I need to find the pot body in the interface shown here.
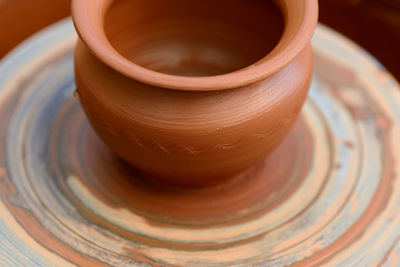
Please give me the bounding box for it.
[74,41,313,185]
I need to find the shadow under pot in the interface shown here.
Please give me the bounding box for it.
[72,0,318,186]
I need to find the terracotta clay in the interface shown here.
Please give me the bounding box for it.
[2,18,400,266]
[73,0,318,185]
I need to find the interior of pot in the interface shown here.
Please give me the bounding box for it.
[104,0,284,77]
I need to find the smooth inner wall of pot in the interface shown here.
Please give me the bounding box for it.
[104,0,285,77]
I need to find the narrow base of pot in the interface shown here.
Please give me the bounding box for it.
[66,119,310,225]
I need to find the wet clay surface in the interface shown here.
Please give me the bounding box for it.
[73,0,317,185]
[75,42,312,185]
[1,0,400,266]
[1,20,400,265]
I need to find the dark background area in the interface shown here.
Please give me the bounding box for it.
[0,0,399,80]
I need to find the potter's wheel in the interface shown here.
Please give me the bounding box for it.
[1,19,400,266]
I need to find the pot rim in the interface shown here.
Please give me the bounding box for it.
[72,0,318,91]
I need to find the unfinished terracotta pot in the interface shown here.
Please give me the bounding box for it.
[72,0,318,185]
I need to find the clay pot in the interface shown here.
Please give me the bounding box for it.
[72,0,318,186]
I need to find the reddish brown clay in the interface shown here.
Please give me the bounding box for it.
[73,0,318,185]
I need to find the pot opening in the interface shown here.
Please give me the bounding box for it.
[104,0,284,77]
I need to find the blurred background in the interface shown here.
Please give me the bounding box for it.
[1,0,399,79]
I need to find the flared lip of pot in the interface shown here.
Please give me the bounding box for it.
[72,0,318,91]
